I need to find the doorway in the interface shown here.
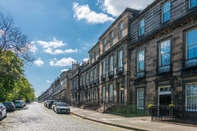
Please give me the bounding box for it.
[158,86,171,116]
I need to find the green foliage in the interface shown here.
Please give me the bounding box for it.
[169,104,175,107]
[0,51,35,101]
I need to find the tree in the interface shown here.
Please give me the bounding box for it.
[0,12,35,101]
[0,51,25,101]
[0,12,34,67]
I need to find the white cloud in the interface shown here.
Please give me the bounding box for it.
[83,58,89,62]
[29,44,38,53]
[50,57,76,66]
[46,80,51,83]
[61,69,68,72]
[44,48,53,54]
[37,37,66,49]
[64,49,79,53]
[98,0,154,17]
[53,49,64,54]
[73,2,115,24]
[34,58,44,66]
[44,48,79,54]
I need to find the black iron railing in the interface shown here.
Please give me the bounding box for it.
[134,71,145,79]
[116,67,124,75]
[108,71,114,79]
[183,57,197,68]
[101,74,106,81]
[157,64,171,74]
[150,105,197,125]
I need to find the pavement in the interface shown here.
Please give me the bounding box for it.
[70,106,197,131]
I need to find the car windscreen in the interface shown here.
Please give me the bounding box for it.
[57,103,67,106]
[3,102,12,105]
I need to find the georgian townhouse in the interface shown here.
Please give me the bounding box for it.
[98,8,140,109]
[59,70,72,103]
[79,61,89,104]
[129,0,197,113]
[87,42,100,104]
[70,62,80,106]
[77,42,100,108]
[51,77,61,100]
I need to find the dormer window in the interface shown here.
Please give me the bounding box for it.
[110,31,114,45]
[103,38,106,51]
[162,2,170,23]
[119,22,123,38]
[139,19,145,36]
[189,0,197,8]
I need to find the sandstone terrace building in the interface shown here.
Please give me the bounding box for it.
[39,0,197,116]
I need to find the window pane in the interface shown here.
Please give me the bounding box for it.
[162,2,170,22]
[138,51,144,72]
[139,61,144,71]
[110,56,113,71]
[187,29,197,46]
[187,29,197,59]
[118,51,123,67]
[137,88,144,109]
[161,53,170,65]
[103,87,106,101]
[188,44,197,58]
[163,2,170,12]
[160,40,170,65]
[140,28,144,35]
[190,0,197,8]
[163,11,170,22]
[186,83,197,111]
[109,84,113,101]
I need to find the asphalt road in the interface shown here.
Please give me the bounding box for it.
[0,102,130,131]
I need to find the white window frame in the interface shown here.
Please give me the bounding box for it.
[137,88,144,110]
[109,56,114,72]
[185,82,197,112]
[139,19,145,36]
[109,84,113,102]
[94,68,97,80]
[159,39,171,66]
[119,22,123,38]
[110,31,114,45]
[86,73,89,84]
[102,86,106,102]
[186,28,197,59]
[137,50,145,72]
[103,38,106,51]
[102,61,106,75]
[162,2,171,23]
[118,50,123,68]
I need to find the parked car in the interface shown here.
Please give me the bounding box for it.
[0,103,7,121]
[44,100,50,107]
[51,102,57,111]
[3,102,16,111]
[54,102,70,114]
[46,100,56,109]
[15,100,26,108]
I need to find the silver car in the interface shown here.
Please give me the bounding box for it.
[54,102,70,114]
[0,103,7,121]
[15,100,26,108]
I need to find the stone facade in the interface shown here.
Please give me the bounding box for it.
[128,0,197,113]
[39,0,197,114]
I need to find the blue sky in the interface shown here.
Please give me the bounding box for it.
[0,0,154,97]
